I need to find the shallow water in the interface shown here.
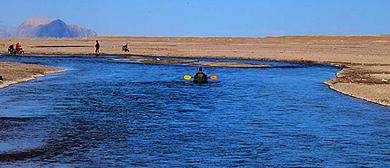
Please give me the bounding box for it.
[0,56,390,167]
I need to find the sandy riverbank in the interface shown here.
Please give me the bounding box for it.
[1,36,389,106]
[0,62,66,89]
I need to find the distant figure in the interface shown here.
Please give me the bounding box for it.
[122,43,130,52]
[8,44,14,54]
[95,40,100,53]
[193,67,208,83]
[15,42,20,53]
[9,43,23,55]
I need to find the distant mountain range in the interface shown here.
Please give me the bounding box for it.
[0,16,97,38]
[0,25,16,38]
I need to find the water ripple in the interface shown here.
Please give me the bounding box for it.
[0,56,389,167]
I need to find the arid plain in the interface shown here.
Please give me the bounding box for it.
[1,35,390,106]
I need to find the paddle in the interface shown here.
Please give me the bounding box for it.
[183,75,217,80]
[184,75,192,80]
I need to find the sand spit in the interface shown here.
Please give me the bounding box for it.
[0,62,66,89]
[112,56,270,67]
[1,36,390,106]
[325,82,390,106]
[112,56,199,64]
[324,65,390,106]
[192,61,270,68]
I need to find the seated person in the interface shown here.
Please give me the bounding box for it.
[8,44,14,54]
[16,44,21,53]
[122,44,129,52]
[193,67,208,83]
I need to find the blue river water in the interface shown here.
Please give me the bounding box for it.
[0,55,390,167]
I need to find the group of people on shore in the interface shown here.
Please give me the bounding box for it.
[5,40,128,55]
[8,42,24,55]
[5,40,209,83]
[94,40,130,53]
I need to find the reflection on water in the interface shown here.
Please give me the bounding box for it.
[0,56,390,167]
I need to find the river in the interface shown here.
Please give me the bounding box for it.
[0,55,390,167]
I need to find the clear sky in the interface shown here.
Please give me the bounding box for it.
[0,0,389,37]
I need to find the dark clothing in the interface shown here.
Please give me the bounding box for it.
[95,42,100,53]
[193,71,208,83]
[122,45,129,52]
[8,45,14,54]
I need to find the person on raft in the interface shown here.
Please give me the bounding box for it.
[193,67,208,83]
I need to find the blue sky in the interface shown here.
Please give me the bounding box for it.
[0,0,389,37]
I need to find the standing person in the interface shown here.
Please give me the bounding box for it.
[95,40,100,53]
